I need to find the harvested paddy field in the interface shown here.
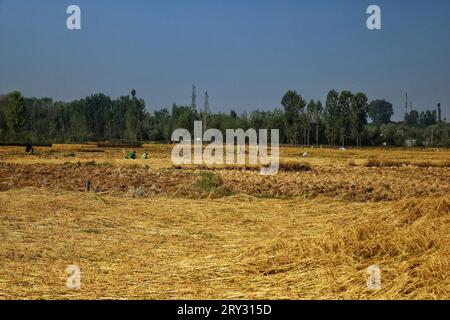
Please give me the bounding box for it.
[0,145,449,299]
[0,162,448,201]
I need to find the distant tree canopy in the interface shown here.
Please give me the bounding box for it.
[0,89,448,147]
[405,110,420,126]
[4,91,26,141]
[281,90,305,145]
[368,99,394,124]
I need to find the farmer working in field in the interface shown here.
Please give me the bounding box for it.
[25,144,34,154]
[141,150,149,160]
[125,150,136,159]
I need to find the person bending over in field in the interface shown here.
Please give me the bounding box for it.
[141,150,149,160]
[25,144,34,154]
[125,150,137,159]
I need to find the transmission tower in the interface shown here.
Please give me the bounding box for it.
[191,84,197,111]
[437,103,442,122]
[203,91,209,132]
[404,92,409,115]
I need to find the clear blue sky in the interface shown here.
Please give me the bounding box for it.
[1,0,449,121]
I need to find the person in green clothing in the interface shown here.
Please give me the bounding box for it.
[125,150,136,159]
[141,150,149,160]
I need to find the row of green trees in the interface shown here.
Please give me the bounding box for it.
[0,89,448,147]
[0,91,148,144]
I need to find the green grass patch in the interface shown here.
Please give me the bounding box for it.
[194,171,232,197]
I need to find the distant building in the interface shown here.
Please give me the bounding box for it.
[405,139,416,147]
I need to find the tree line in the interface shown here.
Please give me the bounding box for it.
[0,89,448,147]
